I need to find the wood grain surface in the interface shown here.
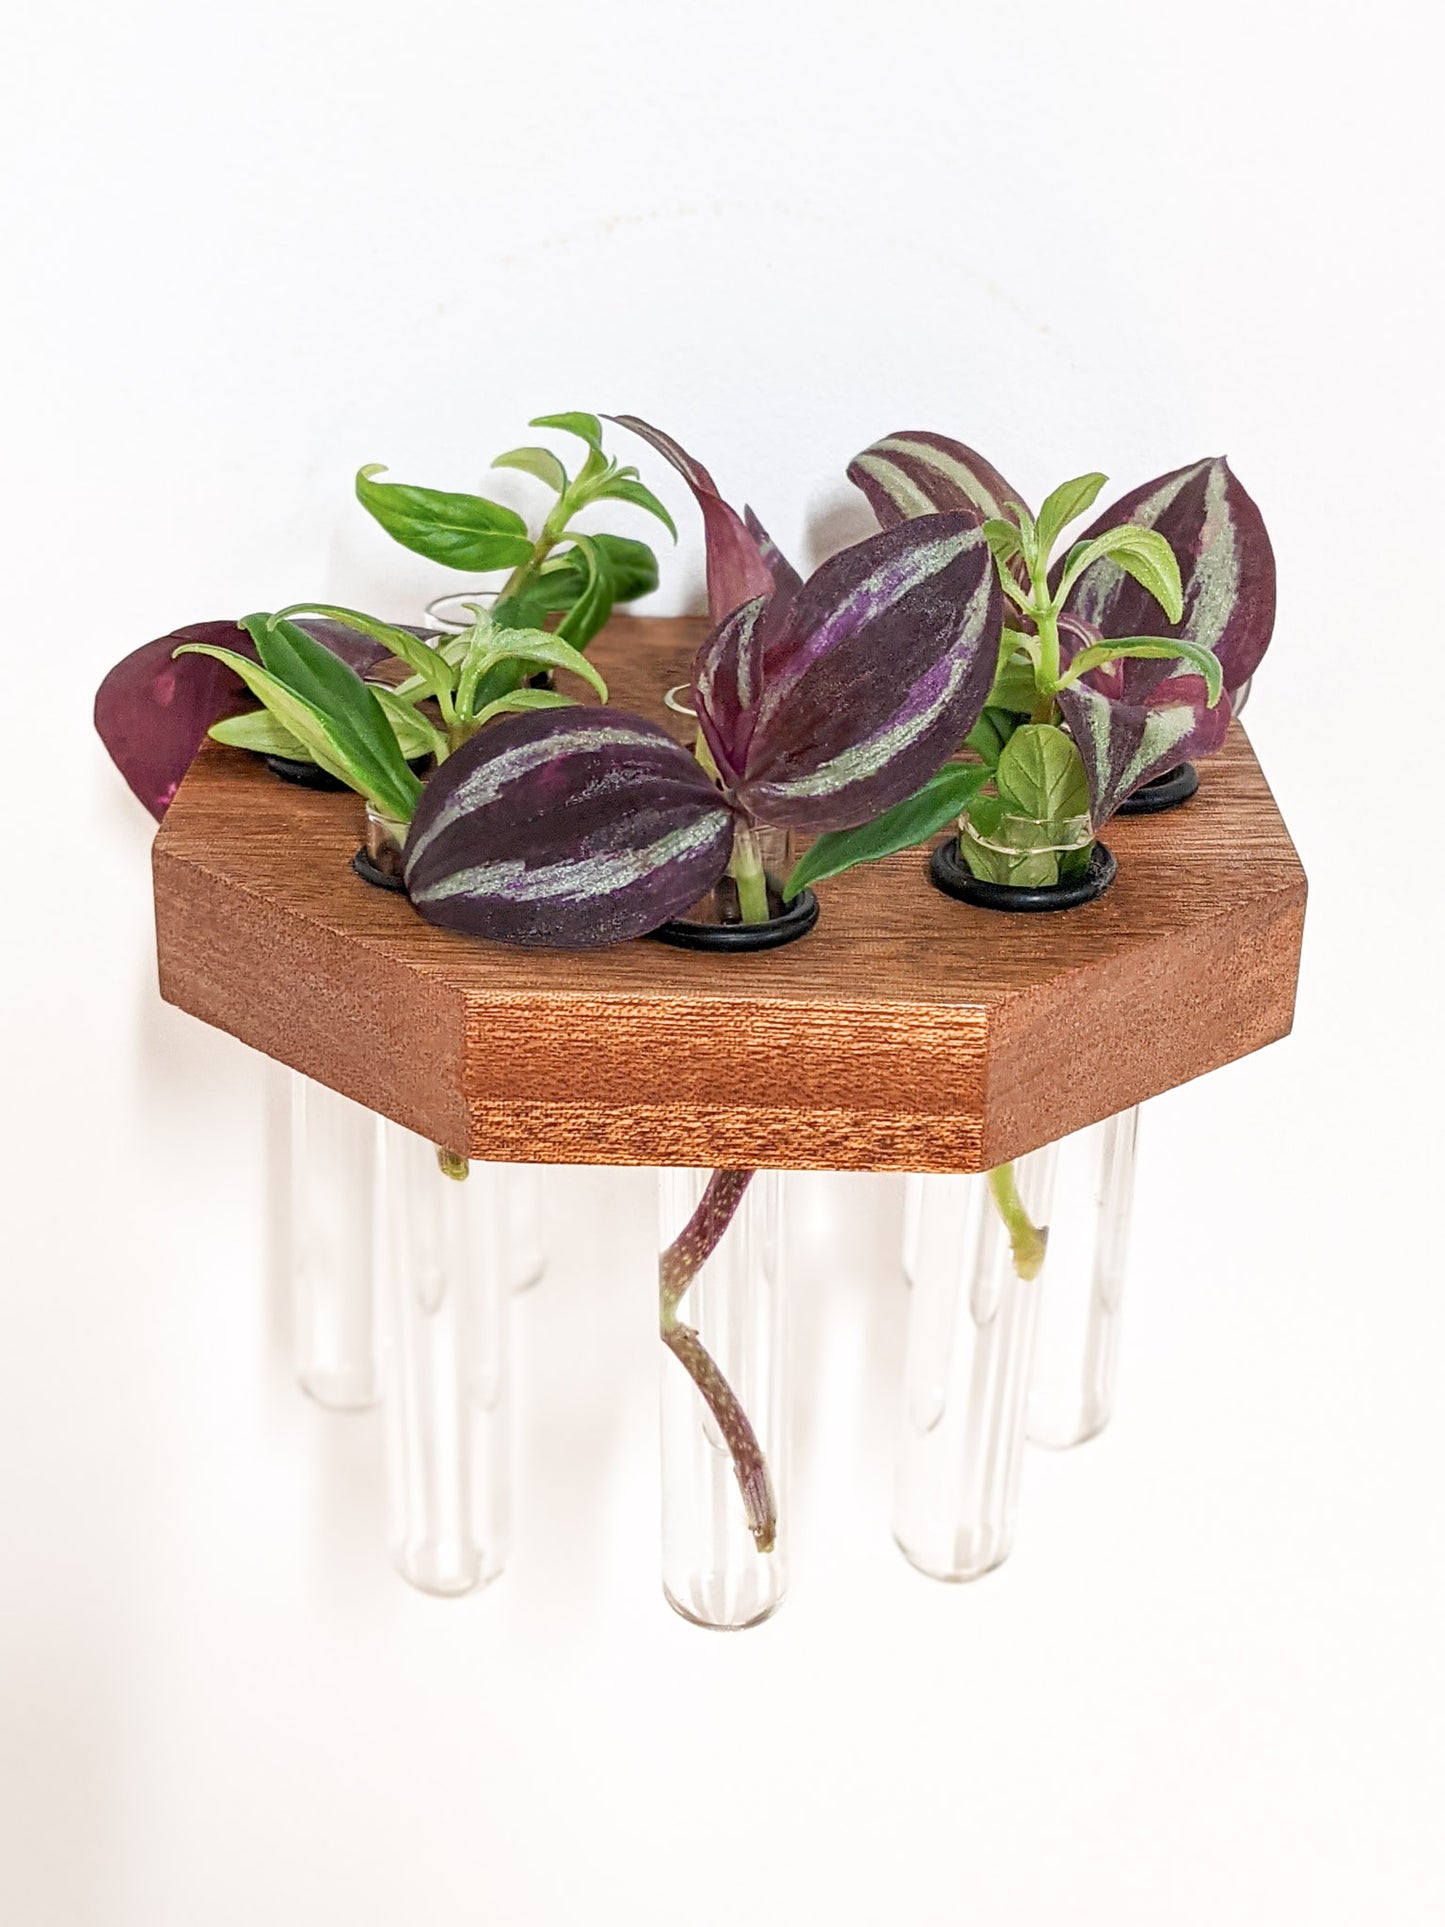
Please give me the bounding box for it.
[152,616,1308,1172]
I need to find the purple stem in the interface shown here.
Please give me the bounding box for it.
[658,1168,777,1552]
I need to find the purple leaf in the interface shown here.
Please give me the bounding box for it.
[1060,457,1275,700]
[691,594,769,791]
[847,431,1031,531]
[403,709,736,948]
[695,515,1003,832]
[742,506,803,603]
[608,416,777,623]
[1057,671,1234,825]
[95,617,418,821]
[94,622,257,821]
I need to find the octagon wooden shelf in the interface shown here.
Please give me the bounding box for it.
[152,616,1307,1173]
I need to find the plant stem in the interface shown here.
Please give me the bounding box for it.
[659,1169,776,1552]
[987,1162,1048,1279]
[728,822,771,925]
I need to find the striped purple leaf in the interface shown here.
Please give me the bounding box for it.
[94,617,397,821]
[693,513,1003,832]
[847,431,1030,531]
[608,416,780,623]
[1058,671,1234,824]
[1059,457,1275,700]
[403,709,736,948]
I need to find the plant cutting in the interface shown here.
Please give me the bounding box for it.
[790,432,1276,898]
[399,474,1004,946]
[173,606,607,884]
[356,410,668,666]
[93,412,659,819]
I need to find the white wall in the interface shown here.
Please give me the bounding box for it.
[3,4,1443,1923]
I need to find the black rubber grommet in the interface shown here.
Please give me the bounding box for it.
[1116,761,1199,815]
[928,838,1117,913]
[351,849,408,893]
[266,753,432,790]
[266,754,348,791]
[649,887,820,952]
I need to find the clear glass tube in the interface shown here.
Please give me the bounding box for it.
[658,1168,788,1629]
[501,1163,547,1293]
[901,1172,924,1287]
[893,1144,1059,1582]
[1027,1107,1140,1450]
[287,1072,381,1412]
[379,1121,511,1597]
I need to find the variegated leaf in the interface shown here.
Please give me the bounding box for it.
[607,416,776,622]
[1060,457,1275,700]
[1058,672,1233,825]
[403,709,735,948]
[697,514,1002,832]
[847,431,1031,532]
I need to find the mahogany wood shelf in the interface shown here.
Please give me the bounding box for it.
[152,616,1307,1173]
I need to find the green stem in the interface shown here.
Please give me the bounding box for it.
[987,1162,1048,1280]
[728,822,771,925]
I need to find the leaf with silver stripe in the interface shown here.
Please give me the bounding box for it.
[403,709,735,948]
[1058,672,1233,825]
[1057,457,1275,701]
[847,431,1030,532]
[707,514,1003,832]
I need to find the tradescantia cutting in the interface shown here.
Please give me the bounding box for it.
[786,432,1276,897]
[400,420,1005,948]
[93,412,659,818]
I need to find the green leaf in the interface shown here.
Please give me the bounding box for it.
[455,617,607,722]
[988,648,1040,716]
[1063,634,1224,706]
[242,614,422,820]
[176,643,366,793]
[208,708,309,757]
[272,602,454,703]
[994,724,1090,822]
[553,533,614,650]
[966,705,1020,769]
[528,411,604,452]
[591,475,678,540]
[782,762,989,900]
[982,517,1024,570]
[1058,524,1184,624]
[355,465,533,573]
[492,445,568,493]
[369,684,447,762]
[470,687,578,730]
[1033,472,1108,563]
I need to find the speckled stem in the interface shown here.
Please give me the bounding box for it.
[658,1168,776,1551]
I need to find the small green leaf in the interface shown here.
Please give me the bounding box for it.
[1062,635,1224,706]
[994,724,1090,822]
[470,687,578,730]
[782,762,989,900]
[982,517,1024,568]
[988,649,1040,716]
[273,602,454,704]
[355,465,533,574]
[529,411,604,452]
[208,708,309,757]
[1058,524,1184,624]
[553,533,614,651]
[1033,472,1108,563]
[176,643,364,793]
[966,706,1020,769]
[369,684,447,762]
[242,615,422,820]
[591,475,678,540]
[492,445,568,493]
